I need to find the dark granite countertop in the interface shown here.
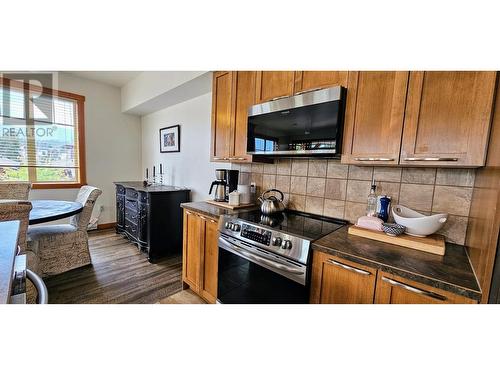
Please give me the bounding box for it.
[114,181,190,193]
[0,221,19,304]
[180,201,258,220]
[312,226,481,301]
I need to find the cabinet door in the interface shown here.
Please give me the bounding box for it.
[294,71,348,93]
[182,210,202,292]
[231,71,257,162]
[400,71,497,167]
[310,252,377,304]
[210,71,234,162]
[200,217,219,303]
[374,271,477,304]
[342,71,409,165]
[255,71,296,103]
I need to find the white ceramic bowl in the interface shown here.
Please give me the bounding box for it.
[392,205,448,237]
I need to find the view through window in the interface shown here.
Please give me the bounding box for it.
[0,77,85,187]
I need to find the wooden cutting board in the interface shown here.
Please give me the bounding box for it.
[205,200,257,210]
[347,225,446,256]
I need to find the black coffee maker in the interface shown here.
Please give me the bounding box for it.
[226,170,239,200]
[209,169,239,202]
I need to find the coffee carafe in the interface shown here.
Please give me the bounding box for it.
[209,180,226,202]
[210,169,227,202]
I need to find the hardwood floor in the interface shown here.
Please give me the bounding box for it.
[44,229,183,304]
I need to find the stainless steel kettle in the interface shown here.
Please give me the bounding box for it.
[258,189,286,215]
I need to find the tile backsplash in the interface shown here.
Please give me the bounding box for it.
[232,159,475,245]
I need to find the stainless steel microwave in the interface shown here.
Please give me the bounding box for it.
[246,86,346,157]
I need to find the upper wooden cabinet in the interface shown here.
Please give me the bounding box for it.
[231,71,257,162]
[374,271,476,304]
[343,71,497,167]
[210,71,234,161]
[310,252,377,304]
[400,71,497,167]
[342,71,409,165]
[294,71,348,93]
[255,71,296,103]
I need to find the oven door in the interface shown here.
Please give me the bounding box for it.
[217,234,309,304]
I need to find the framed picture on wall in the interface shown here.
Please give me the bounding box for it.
[159,125,180,153]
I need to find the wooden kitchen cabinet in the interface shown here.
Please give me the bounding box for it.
[374,271,477,304]
[294,71,348,93]
[182,209,219,303]
[182,210,202,291]
[231,71,257,162]
[210,71,234,162]
[310,252,378,304]
[255,71,296,103]
[199,216,219,303]
[341,71,409,165]
[400,71,497,167]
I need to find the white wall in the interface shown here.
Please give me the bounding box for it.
[30,72,142,224]
[141,92,226,202]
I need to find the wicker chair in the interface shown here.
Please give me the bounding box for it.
[0,200,41,303]
[0,182,32,200]
[27,185,102,277]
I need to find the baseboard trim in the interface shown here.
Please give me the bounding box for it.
[97,222,116,230]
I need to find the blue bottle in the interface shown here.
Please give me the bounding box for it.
[378,196,391,222]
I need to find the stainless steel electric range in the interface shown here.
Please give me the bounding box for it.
[217,210,347,304]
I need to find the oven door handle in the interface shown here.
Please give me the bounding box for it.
[219,237,305,275]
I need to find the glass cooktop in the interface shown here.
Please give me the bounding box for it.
[235,210,347,241]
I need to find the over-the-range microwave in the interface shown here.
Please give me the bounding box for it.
[246,86,346,157]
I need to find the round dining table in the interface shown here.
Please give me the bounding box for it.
[29,200,83,225]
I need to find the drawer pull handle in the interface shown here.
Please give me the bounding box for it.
[354,157,395,162]
[403,157,458,162]
[327,259,371,275]
[381,276,447,301]
[213,157,230,161]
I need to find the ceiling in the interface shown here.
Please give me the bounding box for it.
[67,71,141,88]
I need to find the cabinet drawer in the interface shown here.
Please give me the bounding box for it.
[125,219,138,238]
[139,192,148,204]
[126,188,139,200]
[125,209,139,223]
[125,199,138,212]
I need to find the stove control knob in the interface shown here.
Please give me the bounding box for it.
[272,237,282,246]
[281,240,292,250]
[225,222,232,229]
[232,224,241,232]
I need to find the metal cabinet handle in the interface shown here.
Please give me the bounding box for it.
[213,157,230,161]
[354,157,395,162]
[294,87,322,96]
[270,94,289,101]
[228,157,246,161]
[381,276,447,301]
[403,157,458,162]
[26,269,48,304]
[327,259,371,275]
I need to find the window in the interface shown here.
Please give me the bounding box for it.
[0,78,86,188]
[254,136,277,152]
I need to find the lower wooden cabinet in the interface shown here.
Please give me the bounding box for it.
[374,271,477,304]
[310,252,377,304]
[182,209,219,303]
[310,251,478,304]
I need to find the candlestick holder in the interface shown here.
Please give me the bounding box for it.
[152,175,157,185]
[159,173,164,185]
